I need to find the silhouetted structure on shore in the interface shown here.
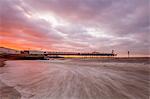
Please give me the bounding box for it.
[0,47,117,59]
[46,52,116,56]
[21,50,117,58]
[128,51,130,58]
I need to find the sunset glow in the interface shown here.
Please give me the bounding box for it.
[0,0,149,56]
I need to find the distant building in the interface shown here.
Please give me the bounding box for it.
[20,50,30,54]
[0,47,20,54]
[21,50,48,54]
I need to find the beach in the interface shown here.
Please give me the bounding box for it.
[0,58,149,99]
[0,59,21,99]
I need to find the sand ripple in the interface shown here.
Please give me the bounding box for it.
[0,60,149,99]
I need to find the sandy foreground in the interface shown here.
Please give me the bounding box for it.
[0,59,21,99]
[0,59,149,99]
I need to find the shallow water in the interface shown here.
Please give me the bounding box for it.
[0,59,149,99]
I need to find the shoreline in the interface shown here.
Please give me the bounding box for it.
[0,59,6,67]
[0,59,21,99]
[0,57,149,99]
[1,60,149,99]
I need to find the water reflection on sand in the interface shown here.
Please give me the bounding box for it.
[0,59,149,99]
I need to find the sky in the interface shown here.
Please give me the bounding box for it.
[0,0,149,56]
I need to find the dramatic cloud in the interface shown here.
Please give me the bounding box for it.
[0,0,149,56]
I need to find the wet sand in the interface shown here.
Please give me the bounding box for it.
[0,58,149,99]
[0,59,21,99]
[0,59,6,67]
[0,81,21,99]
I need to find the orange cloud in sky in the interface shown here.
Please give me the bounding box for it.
[1,40,27,50]
[0,39,52,51]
